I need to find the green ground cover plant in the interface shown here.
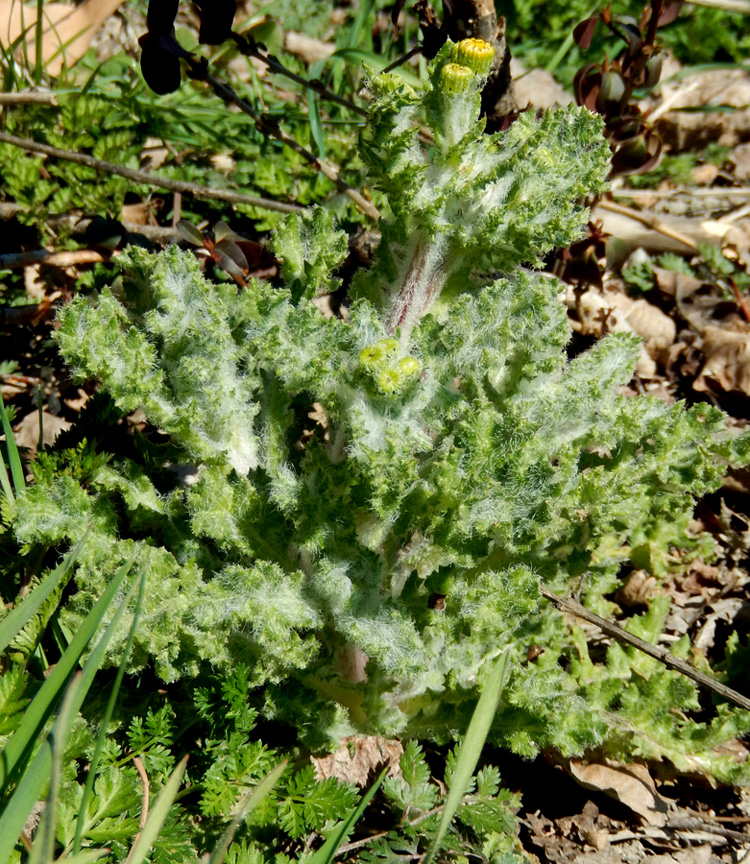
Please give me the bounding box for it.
[3,14,750,862]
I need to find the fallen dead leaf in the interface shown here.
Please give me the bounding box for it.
[568,761,670,827]
[647,846,714,864]
[692,163,721,186]
[652,266,704,299]
[120,201,159,227]
[285,31,336,64]
[311,736,403,787]
[13,410,71,456]
[622,297,676,358]
[656,68,750,150]
[694,325,750,396]
[731,143,750,182]
[0,0,127,76]
[615,570,658,608]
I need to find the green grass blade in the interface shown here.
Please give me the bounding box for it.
[207,760,288,864]
[28,673,84,864]
[0,440,13,503]
[423,649,511,864]
[0,394,25,495]
[544,2,600,75]
[0,554,135,793]
[33,0,44,84]
[307,768,387,864]
[0,563,140,861]
[0,532,87,653]
[36,386,44,453]
[125,755,189,864]
[72,569,146,854]
[63,851,111,864]
[307,89,326,158]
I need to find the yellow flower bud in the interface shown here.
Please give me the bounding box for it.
[397,357,421,379]
[439,63,475,95]
[359,338,400,369]
[376,368,402,394]
[455,38,495,76]
[372,73,400,93]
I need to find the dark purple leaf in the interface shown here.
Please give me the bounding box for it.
[235,239,263,267]
[215,238,249,272]
[573,16,600,50]
[641,53,663,88]
[176,220,206,247]
[214,246,247,281]
[657,0,685,27]
[596,70,627,114]
[573,64,602,113]
[147,0,179,36]
[611,131,662,176]
[391,0,408,26]
[195,0,236,44]
[139,35,183,94]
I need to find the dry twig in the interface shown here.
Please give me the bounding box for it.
[540,587,750,713]
[0,131,301,214]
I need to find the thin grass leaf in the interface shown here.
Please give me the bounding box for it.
[307,89,326,158]
[125,755,189,864]
[0,445,14,504]
[207,760,288,864]
[307,768,387,864]
[0,393,25,495]
[36,386,44,453]
[72,570,146,854]
[0,563,141,862]
[423,649,511,864]
[27,673,84,864]
[33,0,44,84]
[0,532,87,653]
[0,554,136,793]
[63,851,111,864]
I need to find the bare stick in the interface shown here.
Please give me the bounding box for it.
[0,131,301,214]
[0,248,106,269]
[597,199,697,251]
[0,92,58,105]
[540,586,750,713]
[124,755,150,864]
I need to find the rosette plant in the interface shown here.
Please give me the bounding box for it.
[8,38,750,774]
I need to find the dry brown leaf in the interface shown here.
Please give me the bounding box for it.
[647,847,713,864]
[731,143,750,181]
[284,31,335,64]
[692,163,720,186]
[120,201,158,227]
[622,298,676,357]
[694,325,750,395]
[571,851,631,864]
[311,736,403,787]
[570,288,670,375]
[13,410,71,456]
[656,68,750,150]
[616,570,658,607]
[0,0,126,76]
[652,266,703,299]
[568,761,670,826]
[24,264,47,301]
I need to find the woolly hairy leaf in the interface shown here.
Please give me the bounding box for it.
[12,38,748,778]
